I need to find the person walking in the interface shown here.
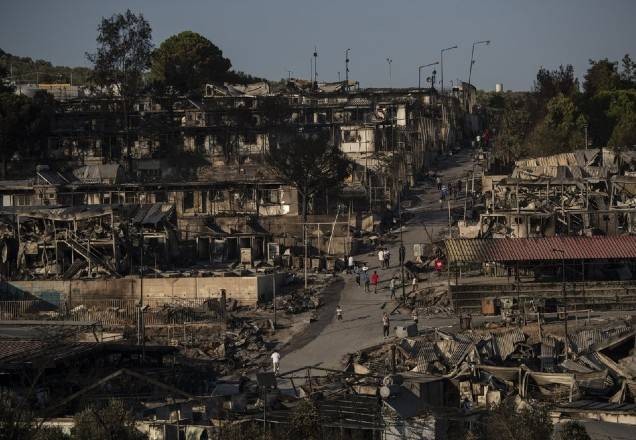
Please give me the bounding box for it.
[347,255,354,273]
[382,313,390,338]
[399,244,406,266]
[436,176,441,191]
[412,276,418,293]
[389,276,396,299]
[355,270,361,286]
[336,305,343,321]
[271,350,281,375]
[384,249,391,268]
[371,270,380,294]
[362,267,370,292]
[378,248,385,269]
[412,309,419,327]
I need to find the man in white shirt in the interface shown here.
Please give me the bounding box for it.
[378,249,385,268]
[347,255,354,273]
[271,351,281,375]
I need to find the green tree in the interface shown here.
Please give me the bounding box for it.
[71,400,145,440]
[526,94,587,156]
[534,64,579,104]
[583,58,620,97]
[555,421,591,440]
[483,400,553,440]
[620,54,636,86]
[86,10,152,97]
[492,93,536,162]
[151,31,231,95]
[285,399,321,440]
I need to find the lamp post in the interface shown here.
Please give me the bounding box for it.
[398,180,406,300]
[386,58,393,83]
[584,124,589,150]
[468,40,490,88]
[418,62,439,90]
[553,248,568,360]
[345,48,351,88]
[440,45,458,93]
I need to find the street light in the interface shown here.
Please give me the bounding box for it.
[418,62,439,90]
[386,58,393,83]
[468,40,490,88]
[552,248,568,360]
[440,45,458,93]
[345,48,351,87]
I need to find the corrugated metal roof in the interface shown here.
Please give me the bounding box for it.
[445,236,636,263]
[492,327,526,360]
[570,324,632,354]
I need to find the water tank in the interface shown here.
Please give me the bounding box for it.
[495,83,504,93]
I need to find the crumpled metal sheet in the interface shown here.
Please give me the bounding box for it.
[569,324,631,354]
[492,327,526,361]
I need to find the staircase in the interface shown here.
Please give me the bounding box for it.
[62,231,120,278]
[451,280,636,314]
[62,260,87,280]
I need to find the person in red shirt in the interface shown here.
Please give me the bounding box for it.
[371,271,380,294]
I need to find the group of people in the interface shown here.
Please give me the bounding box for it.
[436,176,465,209]
[377,248,391,268]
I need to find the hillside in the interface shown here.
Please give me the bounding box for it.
[0,48,92,85]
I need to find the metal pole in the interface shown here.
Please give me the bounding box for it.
[468,43,476,86]
[272,267,277,330]
[562,254,567,360]
[440,46,458,94]
[399,185,406,300]
[345,48,350,88]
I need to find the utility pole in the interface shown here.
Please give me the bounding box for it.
[272,266,277,331]
[313,46,319,87]
[345,48,351,91]
[418,62,439,90]
[553,248,568,360]
[584,124,589,150]
[287,70,292,81]
[468,40,490,88]
[386,58,392,83]
[398,181,406,300]
[440,45,458,93]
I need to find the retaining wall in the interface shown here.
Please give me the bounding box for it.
[1,273,284,307]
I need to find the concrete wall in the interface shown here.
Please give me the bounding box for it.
[2,273,283,307]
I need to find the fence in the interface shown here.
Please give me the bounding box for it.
[0,297,223,327]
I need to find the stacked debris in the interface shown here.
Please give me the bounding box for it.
[353,318,636,409]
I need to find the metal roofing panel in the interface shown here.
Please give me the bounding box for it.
[446,236,636,263]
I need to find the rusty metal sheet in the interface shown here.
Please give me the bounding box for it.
[446,236,636,263]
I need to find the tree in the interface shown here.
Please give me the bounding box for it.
[266,130,350,288]
[534,64,579,104]
[285,399,321,440]
[71,400,145,440]
[555,421,591,440]
[526,94,587,156]
[151,31,231,95]
[583,58,620,97]
[483,399,553,440]
[86,10,152,97]
[0,91,55,178]
[266,130,350,222]
[620,54,636,86]
[491,92,536,162]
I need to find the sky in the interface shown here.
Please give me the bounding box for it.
[1,0,635,91]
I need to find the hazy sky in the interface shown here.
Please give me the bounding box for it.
[1,0,635,91]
